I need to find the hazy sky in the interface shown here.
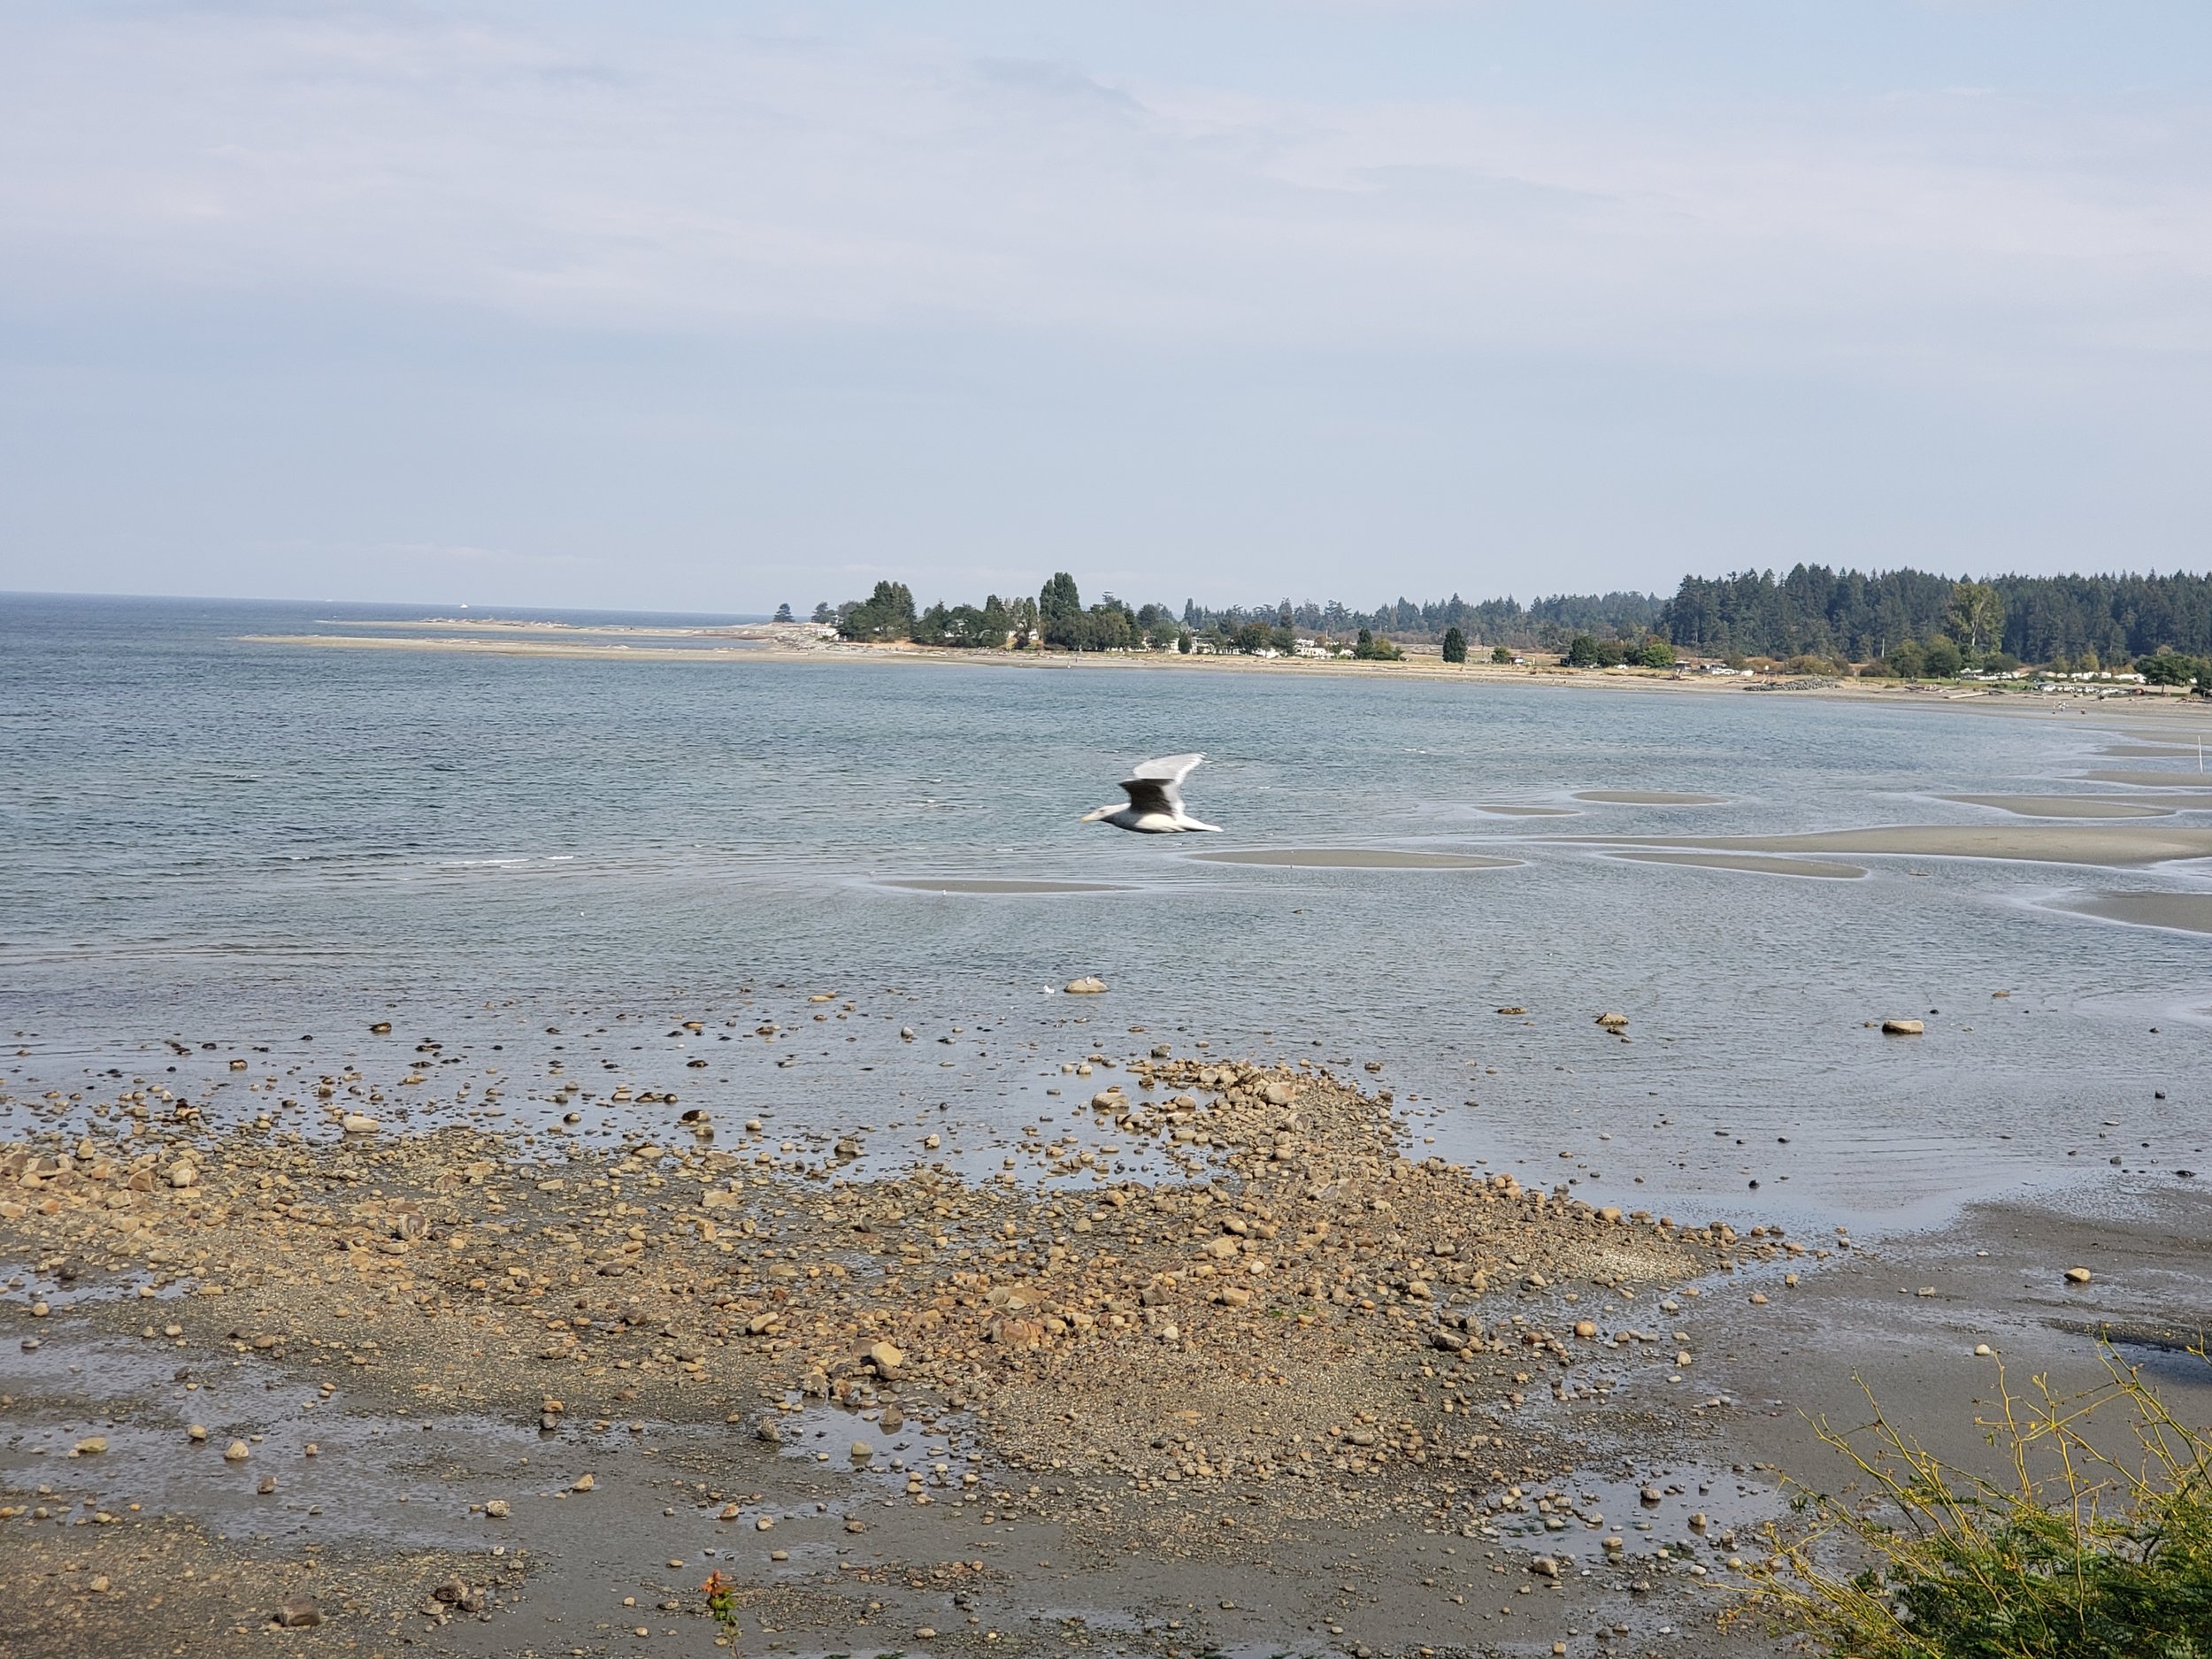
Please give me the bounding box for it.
[3,3,2208,614]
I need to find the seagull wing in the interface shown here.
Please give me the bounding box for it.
[1130,753,1205,785]
[1120,753,1203,817]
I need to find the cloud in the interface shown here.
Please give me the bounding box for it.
[1,0,2203,393]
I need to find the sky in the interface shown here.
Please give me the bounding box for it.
[1,2,2208,615]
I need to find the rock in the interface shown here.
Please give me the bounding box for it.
[844,1517,867,1533]
[1640,1486,1662,1505]
[273,1597,322,1629]
[1572,1320,1597,1340]
[1973,1344,1994,1357]
[483,1499,511,1517]
[1064,977,1108,995]
[1531,1556,1560,1578]
[341,1114,380,1134]
[73,1436,107,1455]
[849,1440,874,1462]
[166,1163,199,1190]
[1881,1018,1924,1036]
[864,1340,903,1379]
[257,1475,277,1494]
[369,1021,392,1034]
[755,1417,783,1445]
[571,1472,595,1492]
[2064,1266,2092,1286]
[224,1440,251,1462]
[188,1424,208,1442]
[1594,1012,1628,1029]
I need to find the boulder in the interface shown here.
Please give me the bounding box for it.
[1064,977,1108,995]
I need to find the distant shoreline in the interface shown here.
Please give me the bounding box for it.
[242,627,2212,719]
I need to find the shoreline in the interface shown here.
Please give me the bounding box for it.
[6,1025,2205,1658]
[239,630,2212,719]
[7,961,2211,1648]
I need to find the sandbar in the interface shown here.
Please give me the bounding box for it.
[1608,849,1867,879]
[2078,770,2212,789]
[1572,790,1727,805]
[246,633,772,664]
[1191,848,1519,870]
[1943,795,2174,820]
[874,877,1129,895]
[2096,744,2208,759]
[2055,892,2212,935]
[1563,825,2212,868]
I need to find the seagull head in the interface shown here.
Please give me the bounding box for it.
[1079,804,1118,824]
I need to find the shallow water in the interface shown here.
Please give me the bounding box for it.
[5,593,2211,1230]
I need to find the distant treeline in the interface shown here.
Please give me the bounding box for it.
[824,578,1662,652]
[1179,591,1663,648]
[818,565,2212,672]
[1659,567,2212,665]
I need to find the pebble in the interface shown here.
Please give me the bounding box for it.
[73,1436,107,1455]
[483,1499,510,1518]
[341,1114,380,1135]
[2064,1266,2093,1286]
[1064,977,1109,995]
[571,1473,595,1492]
[224,1440,250,1462]
[1880,1018,1924,1036]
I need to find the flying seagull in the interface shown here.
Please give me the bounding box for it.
[1081,753,1222,834]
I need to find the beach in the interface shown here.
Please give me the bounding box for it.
[5,1008,2206,1659]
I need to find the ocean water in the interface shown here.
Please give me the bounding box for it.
[4,592,2208,1229]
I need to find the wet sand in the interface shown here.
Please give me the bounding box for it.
[7,992,2209,1659]
[4,1052,1751,1657]
[1573,792,1728,806]
[2055,892,2212,935]
[1565,824,2212,868]
[1606,851,1867,879]
[1943,794,2176,819]
[1191,849,1520,870]
[1473,804,1580,818]
[876,878,1131,895]
[2079,770,2212,789]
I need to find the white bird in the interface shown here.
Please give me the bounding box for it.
[1080,753,1222,833]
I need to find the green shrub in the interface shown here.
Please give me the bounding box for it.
[1728,1349,2212,1658]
